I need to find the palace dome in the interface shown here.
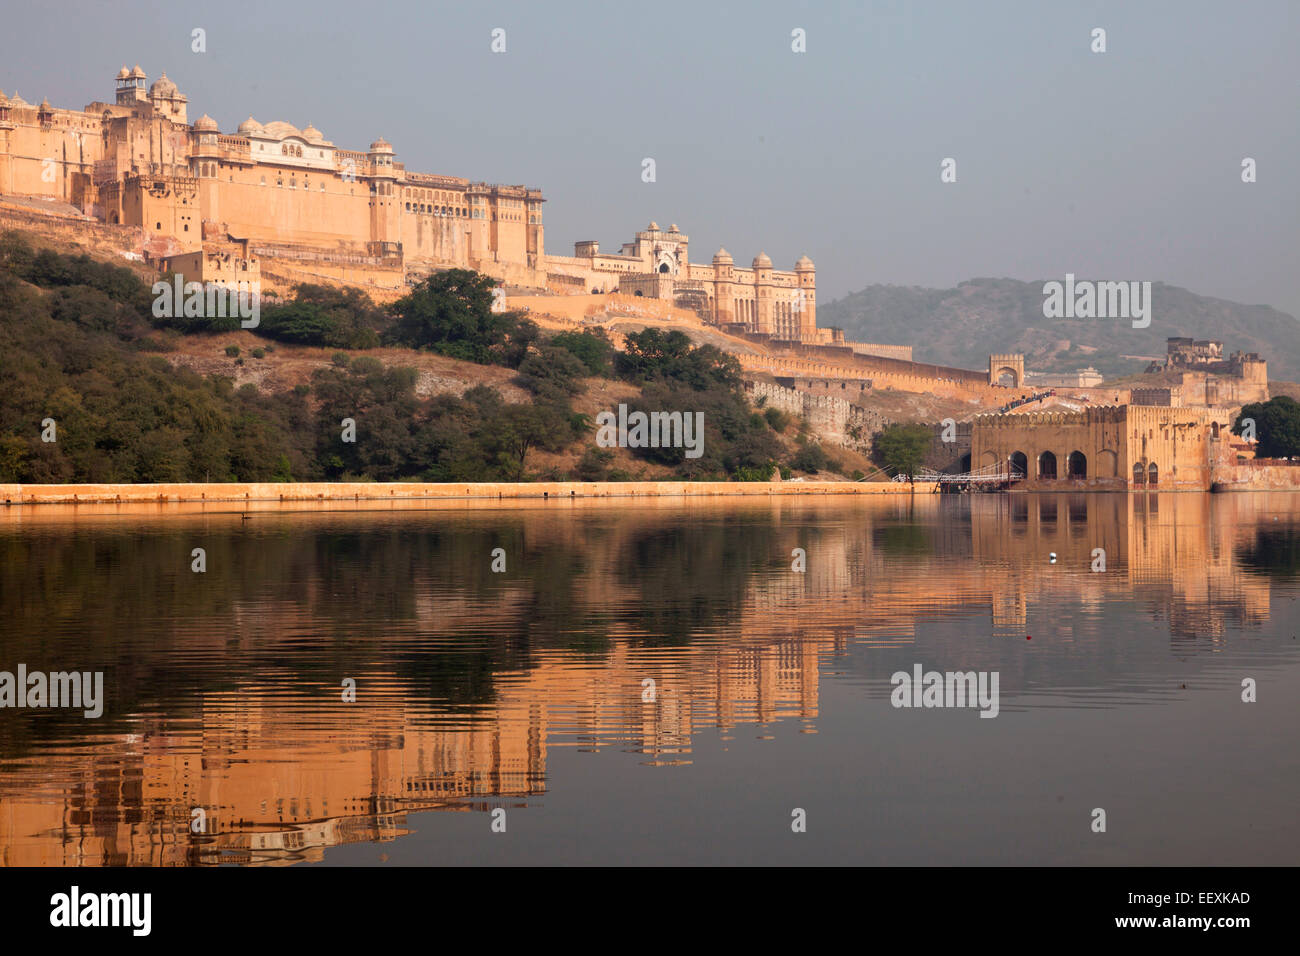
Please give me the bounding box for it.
[193,114,218,132]
[647,221,659,231]
[38,98,52,111]
[237,116,263,134]
[301,123,324,142]
[669,223,679,232]
[752,252,772,269]
[369,137,392,151]
[117,66,129,80]
[261,120,303,140]
[794,255,815,270]
[129,65,146,79]
[712,247,733,262]
[149,73,178,98]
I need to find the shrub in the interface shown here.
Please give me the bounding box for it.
[791,442,829,473]
[764,406,791,431]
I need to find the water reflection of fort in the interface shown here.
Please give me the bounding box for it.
[0,493,1285,865]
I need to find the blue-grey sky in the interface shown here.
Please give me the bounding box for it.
[4,0,1297,315]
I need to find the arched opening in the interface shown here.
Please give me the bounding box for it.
[658,262,670,274]
[634,290,643,297]
[1096,449,1118,477]
[996,368,1018,387]
[1010,451,1028,477]
[1038,451,1057,480]
[1067,451,1087,479]
[1133,462,1146,486]
[1211,422,1221,438]
[1148,462,1158,486]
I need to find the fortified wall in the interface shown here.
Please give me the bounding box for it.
[738,347,1037,405]
[745,380,889,453]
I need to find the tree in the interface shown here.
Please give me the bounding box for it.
[616,328,741,390]
[874,423,932,480]
[518,346,588,401]
[550,329,614,377]
[484,403,571,480]
[258,283,384,348]
[1235,396,1300,459]
[385,269,535,366]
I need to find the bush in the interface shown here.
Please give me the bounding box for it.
[251,347,266,359]
[764,406,791,432]
[791,442,829,473]
[225,345,240,357]
[576,447,615,481]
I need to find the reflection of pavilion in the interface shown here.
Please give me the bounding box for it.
[0,494,1281,866]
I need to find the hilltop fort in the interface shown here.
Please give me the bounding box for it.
[0,66,1278,491]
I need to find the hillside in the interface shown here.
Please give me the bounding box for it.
[0,229,873,485]
[818,278,1300,381]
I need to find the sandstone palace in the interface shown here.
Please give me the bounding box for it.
[1,66,1279,494]
[0,67,825,342]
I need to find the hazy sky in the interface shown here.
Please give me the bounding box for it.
[4,1,1297,315]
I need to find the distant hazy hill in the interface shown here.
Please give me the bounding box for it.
[817,279,1300,381]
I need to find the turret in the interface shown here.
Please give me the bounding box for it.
[795,254,816,340]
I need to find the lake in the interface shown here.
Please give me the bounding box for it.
[1,491,1298,865]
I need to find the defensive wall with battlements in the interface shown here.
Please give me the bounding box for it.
[745,380,889,453]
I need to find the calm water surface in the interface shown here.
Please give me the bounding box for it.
[1,492,1298,865]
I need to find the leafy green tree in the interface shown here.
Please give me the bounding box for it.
[550,329,615,377]
[1235,396,1300,459]
[385,269,537,366]
[874,423,932,480]
[258,283,383,349]
[518,346,588,401]
[616,328,742,391]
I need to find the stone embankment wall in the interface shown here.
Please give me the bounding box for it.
[0,480,935,507]
[745,381,889,452]
[1210,460,1300,491]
